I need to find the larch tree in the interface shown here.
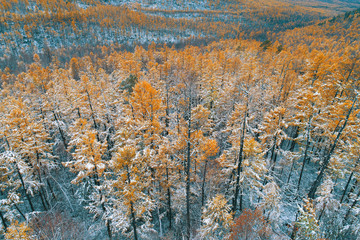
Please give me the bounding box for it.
[5,220,34,240]
[107,142,154,239]
[62,118,111,239]
[198,194,233,240]
[129,80,165,235]
[315,176,339,227]
[260,106,288,175]
[0,97,55,212]
[0,151,28,227]
[259,181,281,227]
[293,198,322,240]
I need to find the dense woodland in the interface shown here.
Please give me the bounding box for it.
[3,0,359,73]
[1,0,360,240]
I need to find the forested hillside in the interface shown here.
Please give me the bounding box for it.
[2,0,359,73]
[0,1,360,240]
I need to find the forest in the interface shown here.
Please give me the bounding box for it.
[0,0,360,240]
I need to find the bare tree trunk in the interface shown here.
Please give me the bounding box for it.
[186,91,192,240]
[340,171,355,204]
[239,188,243,212]
[288,126,299,152]
[270,145,278,173]
[35,151,49,210]
[340,159,359,203]
[344,188,360,221]
[298,116,312,191]
[130,201,138,240]
[94,169,112,240]
[16,164,35,212]
[165,83,173,231]
[11,200,26,220]
[166,164,172,230]
[287,157,296,184]
[201,159,208,208]
[232,107,247,215]
[53,111,67,149]
[86,89,100,136]
[46,178,57,201]
[0,211,7,231]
